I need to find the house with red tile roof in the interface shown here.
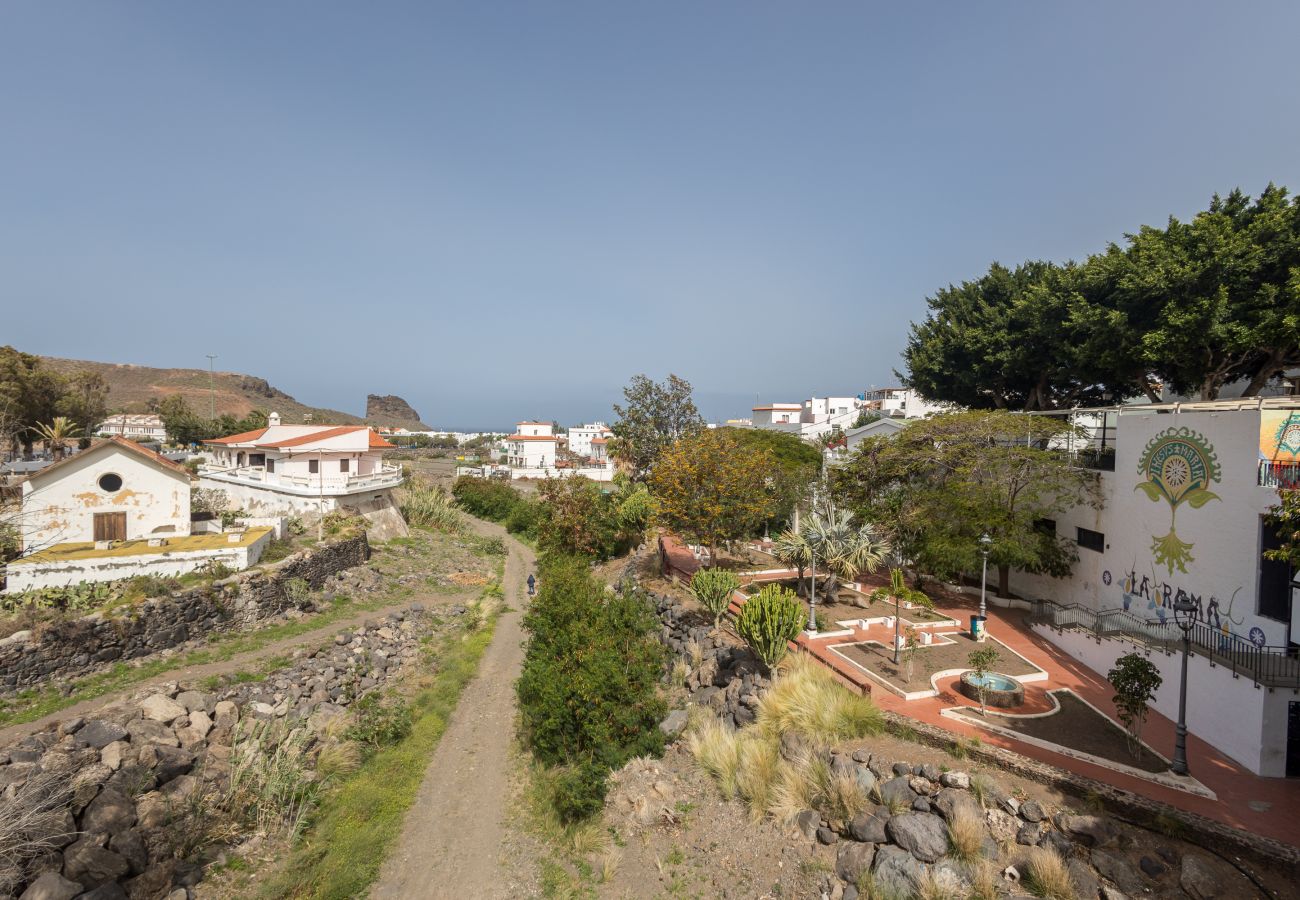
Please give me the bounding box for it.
[198,413,406,534]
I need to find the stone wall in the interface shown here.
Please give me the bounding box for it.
[0,601,452,899]
[0,534,370,693]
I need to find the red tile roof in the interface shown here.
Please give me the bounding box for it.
[27,436,191,483]
[205,428,269,445]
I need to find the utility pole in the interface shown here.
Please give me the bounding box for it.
[206,354,218,420]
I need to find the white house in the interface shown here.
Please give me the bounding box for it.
[591,435,611,465]
[997,398,1300,777]
[751,404,804,428]
[97,414,168,443]
[567,422,612,459]
[198,413,406,537]
[4,437,276,592]
[505,422,559,469]
[751,397,866,440]
[826,416,906,463]
[862,387,944,419]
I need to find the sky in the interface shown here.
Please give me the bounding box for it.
[4,3,1300,431]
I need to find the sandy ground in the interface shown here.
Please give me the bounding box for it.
[370,518,539,899]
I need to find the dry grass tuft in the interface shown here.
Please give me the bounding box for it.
[915,867,961,900]
[1024,845,1077,900]
[757,655,882,747]
[316,741,363,780]
[965,859,1000,900]
[735,735,782,818]
[946,808,985,864]
[686,717,742,798]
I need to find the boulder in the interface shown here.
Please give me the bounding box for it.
[658,710,688,738]
[124,861,176,900]
[109,828,148,875]
[139,695,186,724]
[871,845,925,894]
[63,837,130,888]
[174,691,214,713]
[886,813,949,863]
[100,742,130,772]
[175,712,212,749]
[985,808,1019,843]
[139,745,195,785]
[81,788,136,834]
[1091,849,1145,895]
[76,721,128,750]
[1016,822,1047,846]
[932,787,982,822]
[125,719,179,748]
[1018,799,1045,822]
[853,766,877,795]
[78,882,128,899]
[1060,813,1119,848]
[816,826,838,845]
[793,809,820,841]
[1139,855,1167,879]
[1179,855,1222,900]
[834,841,876,883]
[877,776,915,809]
[18,872,83,900]
[1068,859,1100,899]
[939,771,970,789]
[848,808,890,843]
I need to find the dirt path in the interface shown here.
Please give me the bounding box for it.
[0,589,477,748]
[371,518,535,900]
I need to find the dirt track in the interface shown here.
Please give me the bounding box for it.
[370,518,536,899]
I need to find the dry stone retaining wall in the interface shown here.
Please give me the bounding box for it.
[0,534,370,693]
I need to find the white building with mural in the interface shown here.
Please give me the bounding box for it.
[1006,399,1300,776]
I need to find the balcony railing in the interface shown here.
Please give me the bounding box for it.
[1259,460,1300,489]
[1029,598,1300,688]
[200,463,404,493]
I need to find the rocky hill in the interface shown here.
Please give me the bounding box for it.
[365,393,429,430]
[40,356,366,425]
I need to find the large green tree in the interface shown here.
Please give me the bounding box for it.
[610,374,704,479]
[649,427,774,560]
[718,426,821,531]
[831,410,1101,596]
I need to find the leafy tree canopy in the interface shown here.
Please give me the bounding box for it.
[830,409,1100,596]
[610,373,704,479]
[718,426,821,529]
[902,186,1300,407]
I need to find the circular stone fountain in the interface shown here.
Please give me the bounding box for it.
[958,671,1025,709]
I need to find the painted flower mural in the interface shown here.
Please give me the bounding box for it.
[1135,427,1221,574]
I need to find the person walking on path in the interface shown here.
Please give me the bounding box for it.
[527,573,536,596]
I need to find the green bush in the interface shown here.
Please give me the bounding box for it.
[452,477,524,522]
[551,761,609,824]
[503,498,545,540]
[517,553,666,819]
[735,584,805,673]
[346,693,413,751]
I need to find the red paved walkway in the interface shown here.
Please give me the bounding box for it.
[773,578,1300,849]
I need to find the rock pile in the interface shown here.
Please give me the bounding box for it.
[0,604,439,899]
[795,748,1245,900]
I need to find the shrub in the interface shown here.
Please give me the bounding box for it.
[967,646,1001,715]
[517,553,666,820]
[452,477,523,521]
[346,694,413,751]
[504,498,545,540]
[398,479,466,533]
[551,762,609,824]
[1108,653,1162,758]
[690,568,740,627]
[734,584,805,673]
[756,654,882,746]
[282,576,311,605]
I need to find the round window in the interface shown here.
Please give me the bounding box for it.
[98,473,123,493]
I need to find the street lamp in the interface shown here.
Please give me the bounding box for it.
[978,533,992,617]
[1171,594,1198,776]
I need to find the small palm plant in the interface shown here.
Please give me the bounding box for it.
[691,568,741,628]
[770,527,812,596]
[801,509,890,596]
[33,417,82,461]
[870,567,933,664]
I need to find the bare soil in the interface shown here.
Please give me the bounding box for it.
[953,690,1170,774]
[833,632,1041,691]
[370,519,540,899]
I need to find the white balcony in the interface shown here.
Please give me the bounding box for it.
[198,463,404,497]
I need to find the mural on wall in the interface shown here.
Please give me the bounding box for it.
[1135,427,1221,574]
[1116,566,1258,647]
[1259,410,1300,488]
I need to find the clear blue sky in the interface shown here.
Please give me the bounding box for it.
[4,2,1299,430]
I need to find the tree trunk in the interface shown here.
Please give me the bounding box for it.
[997,564,1010,598]
[1240,351,1286,397]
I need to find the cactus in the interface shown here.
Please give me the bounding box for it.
[690,568,741,627]
[735,584,804,673]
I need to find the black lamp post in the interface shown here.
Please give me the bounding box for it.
[1171,594,1198,776]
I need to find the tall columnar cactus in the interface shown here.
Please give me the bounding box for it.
[735,584,804,673]
[690,568,741,627]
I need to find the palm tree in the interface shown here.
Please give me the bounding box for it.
[801,509,890,597]
[33,417,82,461]
[771,528,813,596]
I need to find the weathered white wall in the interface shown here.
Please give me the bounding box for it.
[1009,407,1287,647]
[6,530,270,592]
[1028,622,1292,776]
[197,479,407,540]
[508,465,614,482]
[21,449,191,550]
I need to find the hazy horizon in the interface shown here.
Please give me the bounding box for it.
[5,2,1300,427]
